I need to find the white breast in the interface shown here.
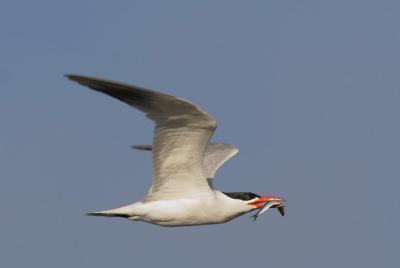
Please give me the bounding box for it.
[131,192,252,226]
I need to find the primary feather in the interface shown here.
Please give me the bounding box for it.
[66,75,216,201]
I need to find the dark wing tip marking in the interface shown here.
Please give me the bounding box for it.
[65,74,158,112]
[65,74,217,130]
[131,145,153,151]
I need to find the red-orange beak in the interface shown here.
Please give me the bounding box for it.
[247,196,286,209]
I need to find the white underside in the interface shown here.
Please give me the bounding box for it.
[93,191,256,227]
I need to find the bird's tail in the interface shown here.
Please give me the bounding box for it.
[86,205,136,218]
[86,211,129,218]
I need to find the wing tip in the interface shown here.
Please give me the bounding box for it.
[64,74,77,80]
[65,74,88,85]
[131,145,153,151]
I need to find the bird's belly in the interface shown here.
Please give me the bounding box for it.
[136,198,228,227]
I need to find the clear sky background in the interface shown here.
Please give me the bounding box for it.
[1,0,399,267]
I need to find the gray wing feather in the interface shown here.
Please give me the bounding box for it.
[202,143,239,178]
[132,142,239,178]
[66,74,217,200]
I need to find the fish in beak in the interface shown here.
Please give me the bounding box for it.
[272,204,285,216]
[248,196,286,221]
[248,196,286,208]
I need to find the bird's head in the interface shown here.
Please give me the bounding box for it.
[223,192,286,216]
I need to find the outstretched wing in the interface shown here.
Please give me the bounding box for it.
[132,143,239,178]
[202,143,239,178]
[66,75,217,200]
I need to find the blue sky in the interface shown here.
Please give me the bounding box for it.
[1,0,399,267]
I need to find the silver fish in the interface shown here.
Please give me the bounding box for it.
[250,201,284,221]
[276,205,285,216]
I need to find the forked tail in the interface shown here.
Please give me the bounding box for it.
[86,211,130,218]
[86,204,137,218]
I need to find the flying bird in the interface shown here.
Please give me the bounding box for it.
[66,74,286,227]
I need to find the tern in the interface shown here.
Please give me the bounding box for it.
[66,74,286,227]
